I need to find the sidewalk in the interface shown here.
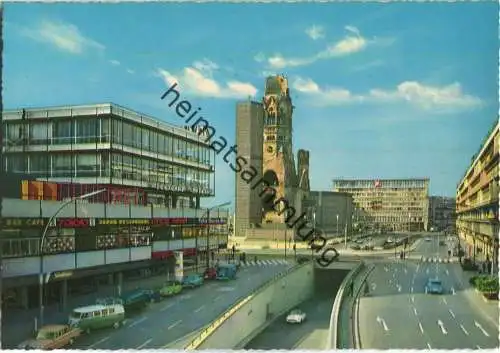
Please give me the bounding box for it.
[337,266,371,349]
[2,266,204,348]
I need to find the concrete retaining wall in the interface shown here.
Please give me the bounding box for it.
[193,262,315,349]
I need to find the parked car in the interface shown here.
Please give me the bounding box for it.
[182,274,204,288]
[203,267,218,280]
[286,309,307,324]
[425,278,444,294]
[216,264,237,280]
[17,325,82,350]
[119,289,151,312]
[159,281,183,297]
[144,288,162,303]
[68,302,125,333]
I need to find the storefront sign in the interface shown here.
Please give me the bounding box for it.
[151,218,188,226]
[2,218,46,227]
[97,219,150,226]
[52,271,73,280]
[57,218,89,228]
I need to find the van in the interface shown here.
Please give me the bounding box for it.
[68,302,125,333]
[17,324,81,350]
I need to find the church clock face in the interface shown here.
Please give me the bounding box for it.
[267,145,274,153]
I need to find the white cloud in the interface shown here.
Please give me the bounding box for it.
[254,52,266,63]
[126,69,135,74]
[21,20,105,54]
[193,58,219,73]
[258,26,368,69]
[292,77,483,111]
[157,62,258,99]
[305,25,325,40]
[109,59,120,66]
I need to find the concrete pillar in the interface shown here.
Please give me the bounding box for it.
[116,272,123,297]
[60,280,68,311]
[107,273,114,286]
[196,196,200,209]
[20,286,29,309]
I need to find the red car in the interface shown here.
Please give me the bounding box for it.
[204,267,217,280]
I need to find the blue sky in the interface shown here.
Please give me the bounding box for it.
[4,2,498,208]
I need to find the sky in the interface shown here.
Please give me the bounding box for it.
[4,2,499,209]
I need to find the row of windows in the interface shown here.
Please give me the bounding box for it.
[3,117,213,166]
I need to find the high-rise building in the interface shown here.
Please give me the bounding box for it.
[428,196,456,232]
[234,101,264,236]
[332,178,430,232]
[456,121,499,267]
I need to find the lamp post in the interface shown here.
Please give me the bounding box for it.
[336,214,339,239]
[38,189,106,329]
[204,201,231,269]
[312,209,316,261]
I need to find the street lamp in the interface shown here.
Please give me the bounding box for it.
[203,201,231,269]
[312,209,316,261]
[336,214,339,239]
[38,189,106,329]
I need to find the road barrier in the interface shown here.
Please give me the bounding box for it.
[327,260,365,349]
[184,260,313,350]
[353,264,375,349]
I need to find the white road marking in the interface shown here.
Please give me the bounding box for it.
[384,266,388,272]
[128,316,148,328]
[160,303,174,312]
[397,285,402,292]
[88,336,110,349]
[214,295,222,301]
[445,269,449,275]
[376,316,389,331]
[136,338,152,349]
[474,321,490,337]
[451,287,455,295]
[460,324,469,336]
[448,309,455,318]
[371,283,377,291]
[437,319,448,335]
[426,268,429,274]
[168,319,182,330]
[476,345,481,349]
[413,307,418,316]
[404,268,407,274]
[194,305,205,313]
[411,286,414,293]
[418,322,424,334]
[427,342,432,349]
[411,296,415,303]
[442,298,447,305]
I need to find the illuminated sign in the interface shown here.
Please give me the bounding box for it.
[57,218,89,228]
[3,218,46,227]
[97,219,150,226]
[151,218,188,226]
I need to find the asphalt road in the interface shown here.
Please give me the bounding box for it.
[70,262,292,349]
[244,297,333,349]
[358,235,499,349]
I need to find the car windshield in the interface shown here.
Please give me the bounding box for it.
[430,280,442,286]
[290,310,301,315]
[36,330,53,340]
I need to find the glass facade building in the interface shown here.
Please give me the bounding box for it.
[2,103,215,207]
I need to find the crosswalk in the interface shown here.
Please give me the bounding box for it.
[420,256,456,263]
[240,259,291,267]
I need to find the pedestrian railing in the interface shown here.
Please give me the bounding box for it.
[184,260,311,350]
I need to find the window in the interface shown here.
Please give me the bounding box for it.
[142,128,150,151]
[29,123,49,145]
[77,154,98,177]
[6,155,26,174]
[53,154,73,177]
[133,125,141,149]
[53,120,73,144]
[30,154,49,175]
[141,158,150,182]
[150,131,157,152]
[112,153,122,178]
[112,119,122,144]
[101,118,110,142]
[101,152,110,177]
[123,122,133,147]
[76,119,98,144]
[158,134,166,155]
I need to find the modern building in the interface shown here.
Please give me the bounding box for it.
[234,101,264,236]
[303,191,353,237]
[428,196,456,232]
[456,121,499,267]
[332,178,430,232]
[1,103,229,310]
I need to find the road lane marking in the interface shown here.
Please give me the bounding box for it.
[418,322,424,334]
[437,320,448,335]
[426,268,429,274]
[476,345,481,349]
[168,319,182,330]
[397,285,402,292]
[474,321,490,337]
[413,307,418,316]
[88,336,110,349]
[404,268,407,274]
[128,316,148,328]
[460,324,469,336]
[411,296,415,303]
[371,283,377,291]
[136,338,152,349]
[451,287,455,295]
[194,305,205,313]
[376,316,389,331]
[160,303,175,312]
[442,298,447,305]
[445,269,449,275]
[448,309,455,318]
[214,295,222,301]
[411,286,414,293]
[427,342,432,349]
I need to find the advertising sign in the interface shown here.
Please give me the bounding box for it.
[174,251,184,282]
[2,218,47,227]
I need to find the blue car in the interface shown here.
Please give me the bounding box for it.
[182,274,204,288]
[425,278,444,294]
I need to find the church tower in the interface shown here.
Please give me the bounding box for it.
[261,75,297,224]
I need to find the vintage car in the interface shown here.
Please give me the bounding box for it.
[425,278,444,295]
[182,274,204,288]
[69,302,125,333]
[203,267,218,280]
[17,324,82,350]
[286,309,307,324]
[159,281,183,297]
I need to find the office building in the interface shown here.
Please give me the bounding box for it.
[428,196,456,232]
[303,191,353,236]
[456,121,499,266]
[332,178,430,232]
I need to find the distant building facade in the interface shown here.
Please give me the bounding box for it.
[303,191,353,236]
[428,196,456,232]
[332,178,430,232]
[456,121,499,266]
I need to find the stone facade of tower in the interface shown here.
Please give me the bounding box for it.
[261,75,298,224]
[297,149,310,191]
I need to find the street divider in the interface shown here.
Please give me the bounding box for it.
[184,261,314,349]
[327,260,365,349]
[353,264,375,349]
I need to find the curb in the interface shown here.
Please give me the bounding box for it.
[474,288,499,303]
[353,265,375,349]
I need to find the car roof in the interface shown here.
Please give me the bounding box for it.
[73,304,119,312]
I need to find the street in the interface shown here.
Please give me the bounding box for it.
[358,235,499,349]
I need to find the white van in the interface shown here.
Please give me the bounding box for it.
[68,302,125,333]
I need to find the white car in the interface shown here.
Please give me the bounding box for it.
[286,309,306,324]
